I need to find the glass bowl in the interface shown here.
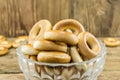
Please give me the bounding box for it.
[16,40,106,80]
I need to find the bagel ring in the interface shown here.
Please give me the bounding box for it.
[53,19,85,35]
[103,37,120,47]
[21,44,39,55]
[28,20,52,44]
[0,35,6,42]
[44,30,78,45]
[12,36,28,48]
[78,32,101,59]
[33,40,67,52]
[0,40,12,48]
[0,47,8,56]
[37,51,71,63]
[70,46,87,70]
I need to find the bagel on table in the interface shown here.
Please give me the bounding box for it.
[0,46,8,56]
[37,51,71,63]
[28,20,52,44]
[44,30,78,45]
[103,37,120,47]
[12,36,28,48]
[33,40,67,52]
[53,19,85,35]
[78,32,101,59]
[0,40,12,48]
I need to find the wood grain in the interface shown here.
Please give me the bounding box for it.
[0,74,24,80]
[0,0,120,37]
[0,38,120,80]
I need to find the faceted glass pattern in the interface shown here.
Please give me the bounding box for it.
[16,40,106,80]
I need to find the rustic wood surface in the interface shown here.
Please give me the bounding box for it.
[0,0,120,37]
[0,38,120,80]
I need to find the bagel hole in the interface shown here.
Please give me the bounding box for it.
[36,28,41,36]
[70,29,75,33]
[87,42,92,50]
[86,36,100,52]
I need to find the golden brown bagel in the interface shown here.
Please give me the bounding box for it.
[103,37,120,47]
[13,36,28,48]
[33,40,67,52]
[53,19,85,35]
[28,20,52,44]
[30,55,37,61]
[44,30,78,45]
[0,35,6,42]
[21,44,39,55]
[78,32,101,59]
[0,47,8,56]
[70,46,87,70]
[24,55,37,61]
[0,40,12,48]
[37,51,71,63]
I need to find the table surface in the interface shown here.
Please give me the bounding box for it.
[0,38,120,80]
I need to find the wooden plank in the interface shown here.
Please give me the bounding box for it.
[0,71,120,80]
[70,0,114,37]
[0,0,120,37]
[98,71,120,80]
[110,0,120,37]
[35,0,69,25]
[0,74,24,80]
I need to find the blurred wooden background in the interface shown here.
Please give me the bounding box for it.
[0,0,120,37]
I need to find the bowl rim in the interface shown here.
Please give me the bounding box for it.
[16,40,107,67]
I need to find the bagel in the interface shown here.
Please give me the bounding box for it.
[33,40,67,52]
[0,47,8,56]
[13,36,28,48]
[0,35,6,42]
[30,55,37,61]
[0,40,12,48]
[28,20,52,44]
[21,44,39,55]
[53,19,85,35]
[37,51,71,63]
[70,46,87,70]
[24,55,37,61]
[103,37,120,47]
[44,30,78,45]
[78,32,101,59]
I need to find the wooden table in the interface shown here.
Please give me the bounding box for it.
[0,38,120,80]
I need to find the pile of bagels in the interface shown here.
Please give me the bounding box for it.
[21,19,102,64]
[0,35,12,56]
[12,36,28,48]
[0,35,28,56]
